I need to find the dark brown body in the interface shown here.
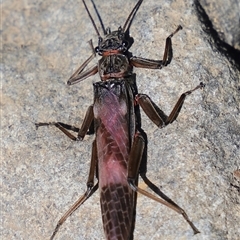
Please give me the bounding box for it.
[36,1,202,239]
[94,77,138,239]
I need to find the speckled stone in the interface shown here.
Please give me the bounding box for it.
[2,0,239,240]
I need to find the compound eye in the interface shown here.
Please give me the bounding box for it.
[95,46,99,52]
[95,46,102,55]
[122,40,129,49]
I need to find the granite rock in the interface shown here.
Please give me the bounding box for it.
[2,0,239,239]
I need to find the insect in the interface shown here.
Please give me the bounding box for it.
[36,0,204,239]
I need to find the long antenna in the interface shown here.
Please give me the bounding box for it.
[82,0,101,37]
[90,0,106,35]
[122,0,143,32]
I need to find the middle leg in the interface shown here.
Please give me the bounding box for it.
[136,82,205,127]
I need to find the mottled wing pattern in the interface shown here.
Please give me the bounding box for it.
[101,184,134,240]
[94,80,136,240]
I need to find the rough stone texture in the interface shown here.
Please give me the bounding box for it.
[2,0,239,240]
[197,0,240,51]
[195,0,240,69]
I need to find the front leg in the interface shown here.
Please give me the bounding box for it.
[67,40,98,85]
[130,25,182,69]
[35,105,94,141]
[136,82,205,127]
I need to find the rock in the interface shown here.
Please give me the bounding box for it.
[2,0,239,239]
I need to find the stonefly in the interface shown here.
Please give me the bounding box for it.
[36,0,204,239]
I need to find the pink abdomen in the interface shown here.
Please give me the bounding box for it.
[94,83,135,239]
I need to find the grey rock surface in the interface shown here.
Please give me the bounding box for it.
[195,0,240,71]
[197,0,240,51]
[2,0,240,240]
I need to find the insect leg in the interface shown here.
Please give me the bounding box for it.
[50,140,98,240]
[162,25,183,66]
[35,105,94,141]
[129,178,200,234]
[136,82,205,127]
[165,82,205,124]
[130,25,182,69]
[140,172,200,234]
[127,132,145,180]
[127,129,200,234]
[67,40,98,85]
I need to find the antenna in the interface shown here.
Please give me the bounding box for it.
[82,0,101,37]
[122,0,143,33]
[90,0,106,35]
